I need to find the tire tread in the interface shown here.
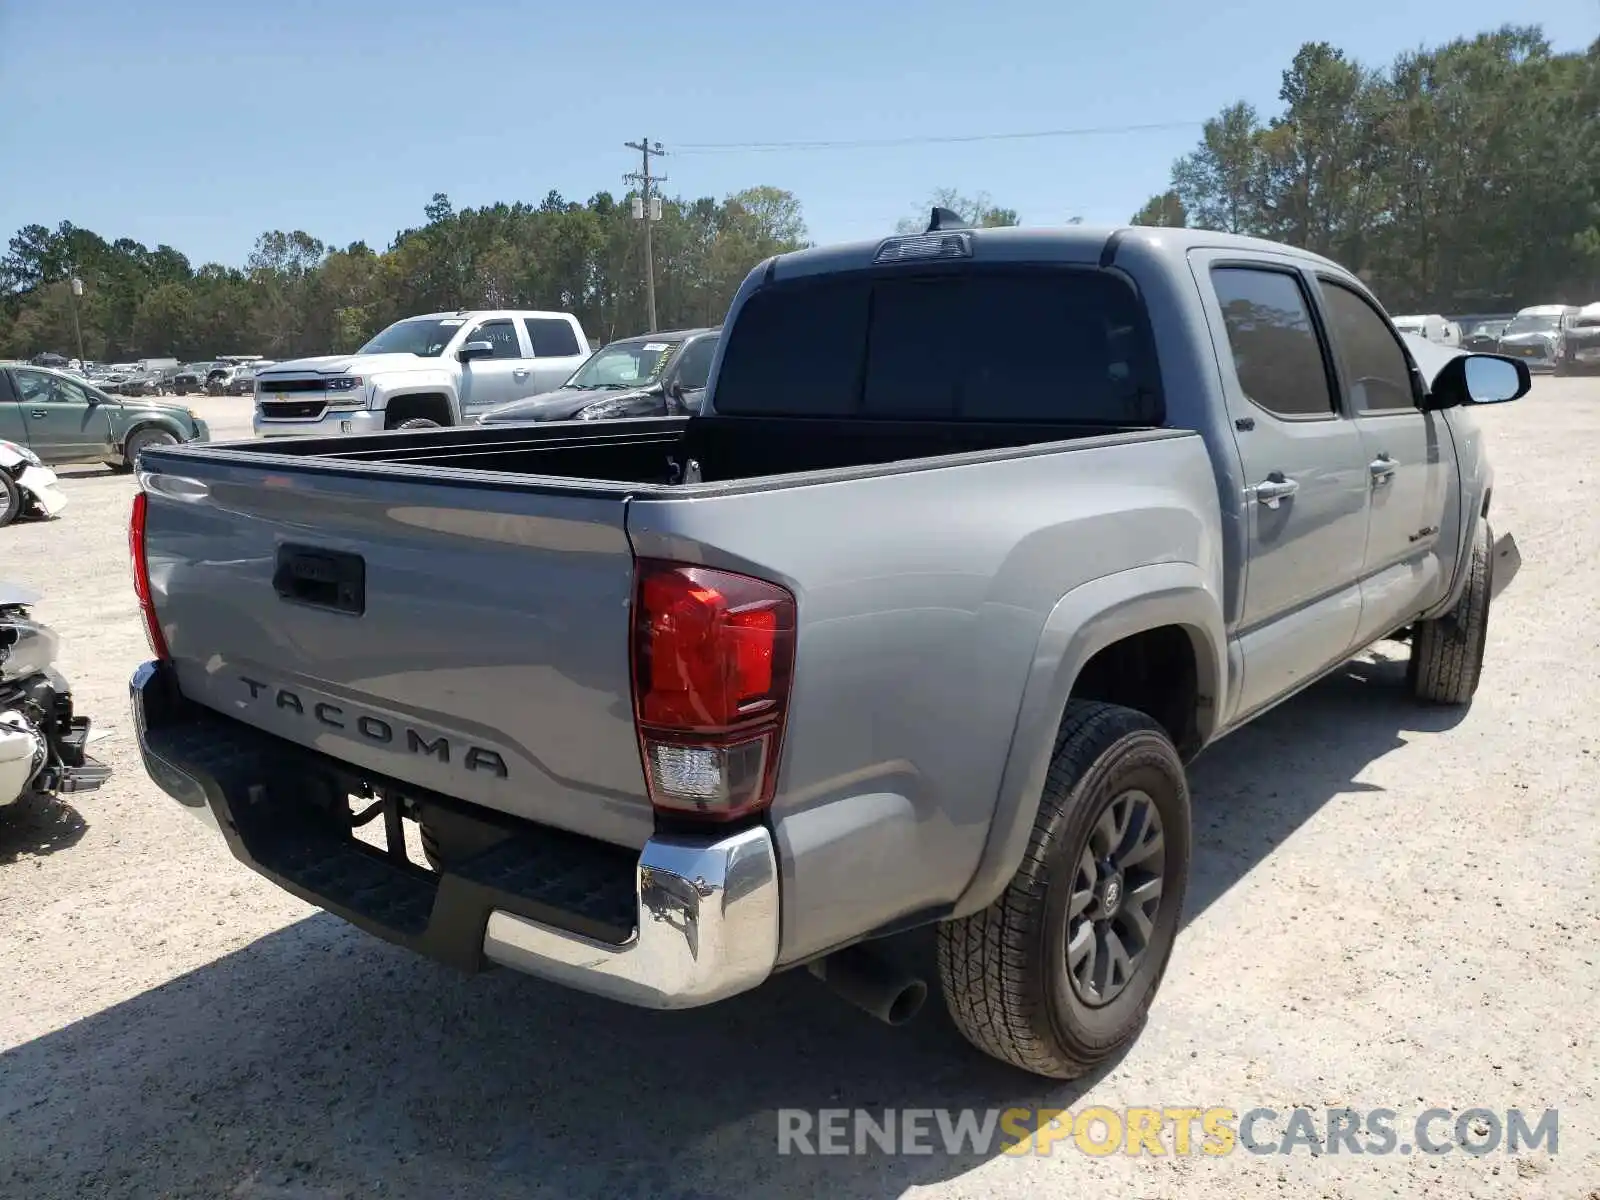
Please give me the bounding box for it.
[1411,521,1492,705]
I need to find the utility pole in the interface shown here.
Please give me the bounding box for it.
[623,138,666,332]
[69,276,86,366]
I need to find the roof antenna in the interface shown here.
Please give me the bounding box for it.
[925,206,972,233]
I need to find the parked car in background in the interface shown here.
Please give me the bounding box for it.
[1461,318,1511,352]
[1498,304,1579,371]
[172,362,221,395]
[477,327,720,426]
[0,363,210,471]
[252,310,592,437]
[1556,303,1600,375]
[1390,314,1461,347]
[226,360,276,395]
[119,364,182,397]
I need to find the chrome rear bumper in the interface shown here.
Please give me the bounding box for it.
[130,659,780,1009]
[483,828,779,1008]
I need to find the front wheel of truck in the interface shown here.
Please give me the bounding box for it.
[1408,520,1493,705]
[937,701,1191,1080]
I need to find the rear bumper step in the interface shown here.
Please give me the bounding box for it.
[130,660,780,1008]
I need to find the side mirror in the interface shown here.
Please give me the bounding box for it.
[458,340,495,361]
[1424,353,1530,411]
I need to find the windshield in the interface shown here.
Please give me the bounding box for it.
[182,361,212,373]
[1467,321,1507,338]
[357,317,468,357]
[1504,315,1559,336]
[566,339,682,389]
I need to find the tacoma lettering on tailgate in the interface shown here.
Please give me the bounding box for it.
[239,676,510,778]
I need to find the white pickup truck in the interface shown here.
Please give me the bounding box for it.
[252,310,591,438]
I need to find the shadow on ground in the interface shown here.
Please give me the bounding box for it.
[50,464,118,480]
[0,792,87,864]
[0,649,1466,1199]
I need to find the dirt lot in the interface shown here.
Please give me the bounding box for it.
[1,385,1596,1199]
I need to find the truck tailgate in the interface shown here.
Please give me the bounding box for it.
[139,452,654,850]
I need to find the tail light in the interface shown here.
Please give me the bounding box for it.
[129,491,170,661]
[630,559,797,822]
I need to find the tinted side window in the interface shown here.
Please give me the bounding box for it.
[472,319,523,360]
[672,337,718,391]
[715,269,1162,423]
[0,371,17,404]
[1211,267,1335,418]
[524,317,581,358]
[1318,281,1418,413]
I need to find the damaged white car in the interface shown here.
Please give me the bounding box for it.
[0,440,68,528]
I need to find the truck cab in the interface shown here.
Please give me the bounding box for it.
[252,310,591,437]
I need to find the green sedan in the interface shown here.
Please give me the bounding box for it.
[0,363,210,471]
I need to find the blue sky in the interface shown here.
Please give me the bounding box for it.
[1,0,1593,267]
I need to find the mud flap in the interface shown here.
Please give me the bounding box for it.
[1490,532,1520,600]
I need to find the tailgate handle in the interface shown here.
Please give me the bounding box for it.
[273,545,365,615]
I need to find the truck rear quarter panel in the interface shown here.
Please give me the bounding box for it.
[625,431,1224,965]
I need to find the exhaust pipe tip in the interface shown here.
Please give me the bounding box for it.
[808,944,929,1027]
[882,977,929,1027]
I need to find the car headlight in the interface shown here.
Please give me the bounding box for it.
[14,445,43,467]
[326,376,364,391]
[574,402,623,421]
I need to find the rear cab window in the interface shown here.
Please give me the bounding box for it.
[712,267,1164,425]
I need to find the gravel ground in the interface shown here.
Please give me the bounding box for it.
[0,385,1596,1200]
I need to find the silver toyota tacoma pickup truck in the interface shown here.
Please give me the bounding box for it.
[129,221,1528,1079]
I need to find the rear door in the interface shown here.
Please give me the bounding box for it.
[1314,276,1452,645]
[522,317,587,393]
[1193,256,1371,718]
[455,318,532,415]
[12,367,115,463]
[0,370,26,445]
[140,455,655,850]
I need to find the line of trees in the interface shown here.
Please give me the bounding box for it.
[1131,26,1600,312]
[4,24,1595,362]
[0,187,809,362]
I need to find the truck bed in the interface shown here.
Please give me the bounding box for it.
[186,413,1152,491]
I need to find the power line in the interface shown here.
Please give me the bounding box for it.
[673,120,1201,155]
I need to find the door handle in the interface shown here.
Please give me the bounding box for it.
[1369,455,1397,485]
[1252,474,1298,509]
[30,409,46,419]
[512,368,529,377]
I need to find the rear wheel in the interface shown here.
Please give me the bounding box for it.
[938,701,1191,1079]
[0,472,21,528]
